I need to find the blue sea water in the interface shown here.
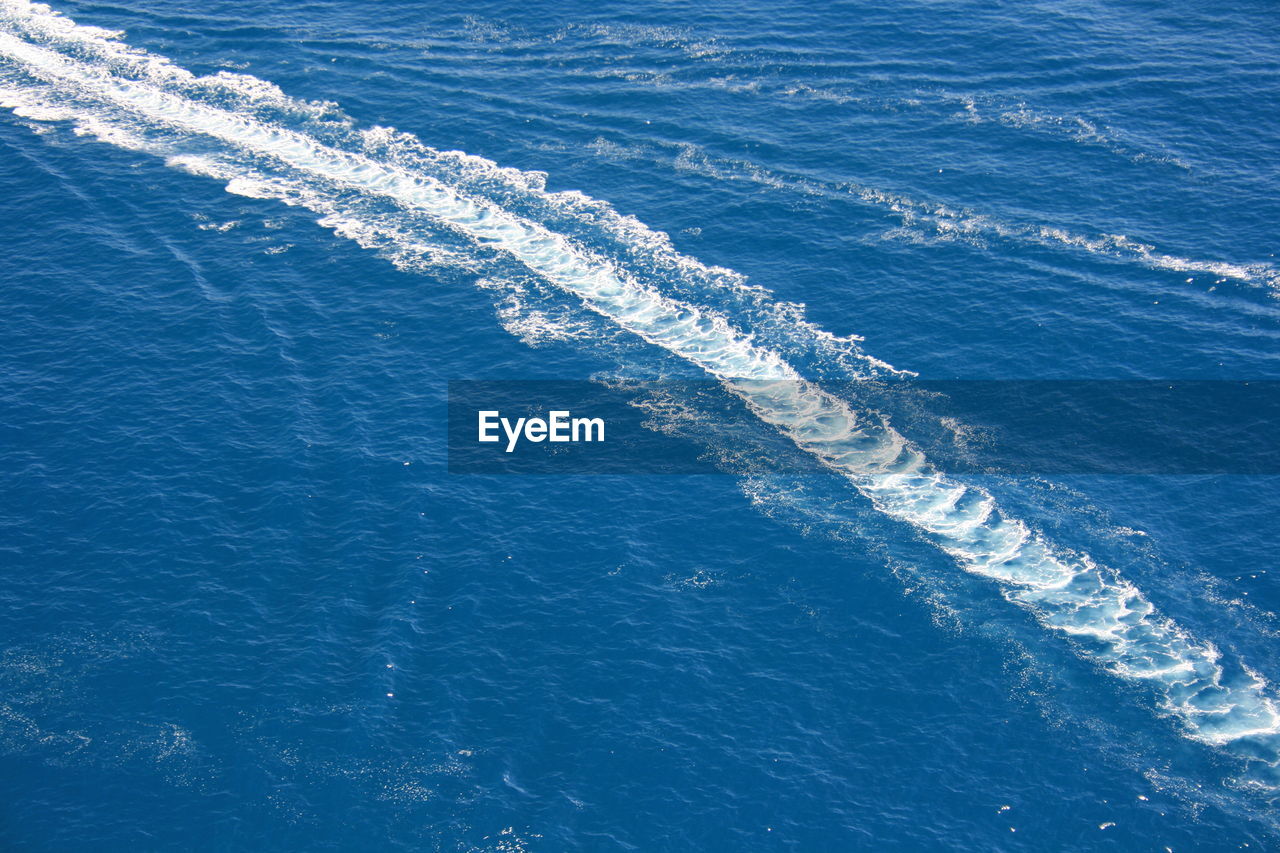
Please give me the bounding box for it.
[2,0,1280,849]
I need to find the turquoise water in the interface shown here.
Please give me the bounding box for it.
[2,0,1279,849]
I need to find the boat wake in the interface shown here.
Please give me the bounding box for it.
[3,0,1279,799]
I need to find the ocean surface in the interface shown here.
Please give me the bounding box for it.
[2,0,1279,849]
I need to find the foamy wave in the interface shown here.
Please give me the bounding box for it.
[589,135,1278,292]
[4,0,1280,782]
[935,90,1190,167]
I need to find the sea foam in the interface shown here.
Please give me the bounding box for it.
[3,0,1279,782]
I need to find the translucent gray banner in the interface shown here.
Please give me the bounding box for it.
[447,380,1280,475]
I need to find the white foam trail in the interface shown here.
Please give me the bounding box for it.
[598,138,1280,292]
[3,0,1280,775]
